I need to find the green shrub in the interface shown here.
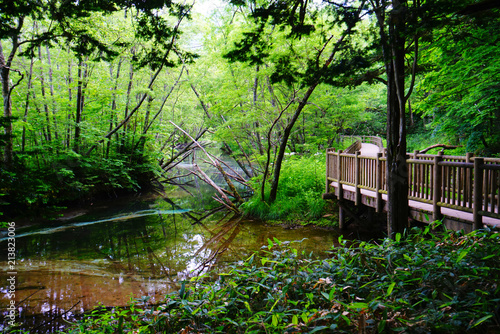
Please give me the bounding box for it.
[61,225,500,333]
[241,155,327,221]
[1,151,157,219]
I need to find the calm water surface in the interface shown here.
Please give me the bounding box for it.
[0,192,341,332]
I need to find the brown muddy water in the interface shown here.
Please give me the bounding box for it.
[0,192,342,333]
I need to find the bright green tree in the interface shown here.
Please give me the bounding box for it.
[415,6,500,155]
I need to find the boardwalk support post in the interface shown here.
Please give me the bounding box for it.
[375,152,383,213]
[473,157,484,230]
[433,152,443,222]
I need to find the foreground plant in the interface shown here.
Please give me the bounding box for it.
[60,224,499,333]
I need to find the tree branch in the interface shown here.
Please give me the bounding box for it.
[419,144,460,154]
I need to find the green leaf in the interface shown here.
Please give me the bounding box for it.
[386,282,396,297]
[471,315,493,328]
[244,301,252,313]
[308,326,328,333]
[329,287,336,301]
[273,237,282,246]
[321,291,330,300]
[272,314,278,326]
[378,319,386,333]
[456,249,469,263]
[348,302,368,310]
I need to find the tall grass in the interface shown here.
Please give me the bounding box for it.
[241,155,327,221]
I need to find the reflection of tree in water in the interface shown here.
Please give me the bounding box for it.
[192,212,243,274]
[132,195,244,279]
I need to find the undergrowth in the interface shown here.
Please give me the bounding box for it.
[241,155,328,222]
[31,223,500,334]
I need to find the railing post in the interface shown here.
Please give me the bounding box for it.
[473,157,484,230]
[465,152,473,206]
[355,151,361,206]
[433,153,443,222]
[375,152,383,213]
[337,150,345,229]
[336,150,343,198]
[325,148,331,194]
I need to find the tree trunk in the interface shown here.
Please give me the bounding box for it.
[385,0,409,236]
[268,84,317,202]
[0,17,23,166]
[120,60,134,152]
[0,43,13,165]
[66,55,73,149]
[45,45,58,141]
[74,58,88,152]
[267,24,356,203]
[22,57,35,152]
[38,45,52,143]
[107,58,123,157]
[253,65,264,155]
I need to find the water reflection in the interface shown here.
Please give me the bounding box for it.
[0,194,340,332]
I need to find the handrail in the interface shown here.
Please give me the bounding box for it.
[339,135,384,151]
[344,140,362,153]
[326,149,500,229]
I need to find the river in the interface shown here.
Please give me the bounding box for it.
[0,188,342,333]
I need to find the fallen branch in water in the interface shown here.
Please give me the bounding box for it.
[202,154,249,187]
[160,128,208,170]
[169,121,245,207]
[192,163,240,213]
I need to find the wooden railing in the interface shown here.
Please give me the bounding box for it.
[339,135,385,153]
[326,149,500,228]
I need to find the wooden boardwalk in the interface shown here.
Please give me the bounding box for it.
[323,143,500,232]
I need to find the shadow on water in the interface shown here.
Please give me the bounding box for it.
[0,189,342,333]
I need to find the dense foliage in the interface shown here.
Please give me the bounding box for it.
[241,155,327,221]
[415,10,500,156]
[44,225,500,333]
